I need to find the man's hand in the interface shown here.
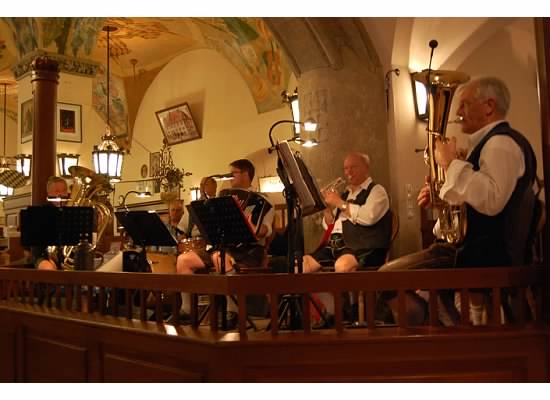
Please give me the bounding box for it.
[435,136,458,170]
[322,188,344,209]
[417,175,432,209]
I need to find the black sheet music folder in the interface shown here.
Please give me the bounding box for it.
[115,211,177,247]
[20,205,95,246]
[187,196,257,247]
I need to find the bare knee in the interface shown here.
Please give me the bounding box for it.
[302,255,321,273]
[176,252,204,274]
[334,255,358,273]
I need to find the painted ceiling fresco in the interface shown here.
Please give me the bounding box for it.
[0,17,291,135]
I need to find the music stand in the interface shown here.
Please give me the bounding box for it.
[115,211,177,272]
[267,141,328,330]
[187,196,257,273]
[21,206,95,247]
[187,197,258,330]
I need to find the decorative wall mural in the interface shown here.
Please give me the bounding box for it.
[92,65,128,138]
[0,17,291,114]
[194,17,291,113]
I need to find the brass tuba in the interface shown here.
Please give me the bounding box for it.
[61,166,114,270]
[413,69,470,244]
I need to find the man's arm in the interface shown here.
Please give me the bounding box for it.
[439,135,525,215]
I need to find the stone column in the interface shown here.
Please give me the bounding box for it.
[299,62,389,251]
[30,57,59,205]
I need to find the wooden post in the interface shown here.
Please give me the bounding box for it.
[534,18,550,321]
[30,57,59,205]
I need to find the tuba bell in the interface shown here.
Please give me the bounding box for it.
[413,69,470,244]
[60,166,114,270]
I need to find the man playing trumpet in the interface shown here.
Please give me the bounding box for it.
[302,152,392,273]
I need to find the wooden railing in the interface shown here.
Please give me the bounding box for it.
[1,265,548,382]
[0,265,545,338]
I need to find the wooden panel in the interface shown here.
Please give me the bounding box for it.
[24,334,88,382]
[103,354,203,382]
[0,328,15,382]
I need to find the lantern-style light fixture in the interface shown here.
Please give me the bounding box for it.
[190,186,201,201]
[15,154,32,178]
[282,88,300,135]
[92,25,124,183]
[57,153,80,178]
[0,82,26,199]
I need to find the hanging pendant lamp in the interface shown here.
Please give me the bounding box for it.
[92,25,124,183]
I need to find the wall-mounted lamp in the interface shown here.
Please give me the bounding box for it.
[259,176,284,193]
[119,190,152,211]
[411,72,428,121]
[281,88,300,135]
[15,154,32,178]
[210,173,234,181]
[190,186,201,201]
[57,153,80,178]
[92,25,124,183]
[268,119,318,153]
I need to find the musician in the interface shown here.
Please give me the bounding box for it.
[378,77,538,325]
[32,176,69,270]
[165,199,186,239]
[176,159,275,276]
[200,176,217,199]
[302,152,391,273]
[180,176,217,238]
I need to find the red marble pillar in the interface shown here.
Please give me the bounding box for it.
[30,57,59,205]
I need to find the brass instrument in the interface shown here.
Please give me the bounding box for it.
[320,177,346,194]
[61,166,114,270]
[414,69,470,244]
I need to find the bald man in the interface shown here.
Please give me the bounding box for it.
[303,152,392,274]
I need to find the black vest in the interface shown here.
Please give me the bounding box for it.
[341,182,392,251]
[456,122,537,267]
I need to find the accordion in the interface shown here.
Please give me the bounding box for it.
[218,189,272,235]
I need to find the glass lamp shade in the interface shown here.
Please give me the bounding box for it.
[92,130,124,183]
[190,186,201,201]
[57,153,79,178]
[15,154,32,178]
[0,184,13,199]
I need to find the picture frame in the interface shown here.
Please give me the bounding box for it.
[56,102,82,142]
[155,102,201,146]
[20,99,33,144]
[150,151,161,178]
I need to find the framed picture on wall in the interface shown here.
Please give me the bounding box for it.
[20,99,33,144]
[155,102,201,146]
[56,102,82,142]
[150,151,161,177]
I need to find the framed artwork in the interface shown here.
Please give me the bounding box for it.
[56,102,82,142]
[20,99,33,144]
[150,151,161,177]
[155,102,201,146]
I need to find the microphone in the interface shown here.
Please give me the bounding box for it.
[429,39,438,49]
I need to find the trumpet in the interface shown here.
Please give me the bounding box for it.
[321,177,346,194]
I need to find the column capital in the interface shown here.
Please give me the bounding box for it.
[12,50,100,80]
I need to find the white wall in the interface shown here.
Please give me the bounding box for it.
[126,48,291,205]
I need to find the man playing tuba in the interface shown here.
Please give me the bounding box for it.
[379,77,538,325]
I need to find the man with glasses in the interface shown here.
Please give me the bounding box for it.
[379,76,538,326]
[175,159,274,323]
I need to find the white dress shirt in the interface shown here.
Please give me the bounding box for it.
[434,120,526,237]
[325,176,390,234]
